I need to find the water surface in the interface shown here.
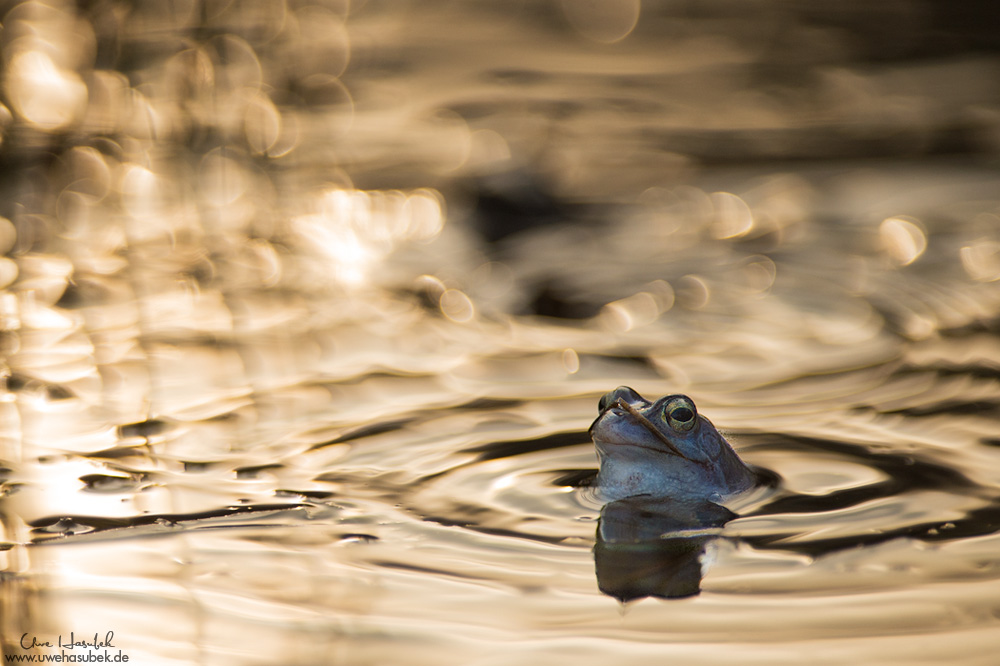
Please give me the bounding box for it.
[3,1,1000,664]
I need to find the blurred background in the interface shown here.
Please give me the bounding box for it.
[2,1,1000,664]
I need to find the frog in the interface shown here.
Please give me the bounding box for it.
[590,386,756,502]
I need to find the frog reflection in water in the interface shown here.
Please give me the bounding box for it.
[589,387,758,601]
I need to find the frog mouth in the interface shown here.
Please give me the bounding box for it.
[602,398,689,460]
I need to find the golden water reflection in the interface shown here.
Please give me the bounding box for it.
[2,0,1000,664]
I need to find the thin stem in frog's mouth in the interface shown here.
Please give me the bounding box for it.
[609,398,688,459]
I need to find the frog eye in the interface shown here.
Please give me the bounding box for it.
[663,397,697,433]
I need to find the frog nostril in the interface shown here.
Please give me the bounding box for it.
[598,394,612,412]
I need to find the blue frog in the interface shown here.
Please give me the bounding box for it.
[591,387,756,502]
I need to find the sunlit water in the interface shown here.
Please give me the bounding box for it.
[3,2,1000,665]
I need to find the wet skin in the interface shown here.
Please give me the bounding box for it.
[591,387,756,502]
